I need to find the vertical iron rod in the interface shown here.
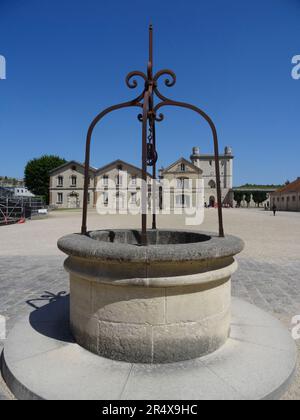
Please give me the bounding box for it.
[151,116,157,230]
[141,91,150,245]
[149,24,153,72]
[149,24,157,230]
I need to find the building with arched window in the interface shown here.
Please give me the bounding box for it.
[49,146,234,209]
[189,146,233,206]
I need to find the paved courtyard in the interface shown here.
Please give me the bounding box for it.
[0,208,299,400]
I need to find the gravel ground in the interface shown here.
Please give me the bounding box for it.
[0,208,299,400]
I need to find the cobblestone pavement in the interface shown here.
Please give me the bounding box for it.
[0,209,299,400]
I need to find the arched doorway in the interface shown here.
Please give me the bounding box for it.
[68,192,80,209]
[209,196,216,208]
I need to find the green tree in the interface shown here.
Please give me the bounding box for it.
[233,191,244,207]
[24,155,66,204]
[252,191,268,207]
[244,192,252,208]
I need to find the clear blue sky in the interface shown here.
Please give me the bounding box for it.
[0,0,300,186]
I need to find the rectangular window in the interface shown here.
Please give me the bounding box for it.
[131,175,137,185]
[177,178,189,189]
[180,163,186,172]
[57,193,63,204]
[130,192,137,204]
[116,175,123,186]
[102,175,108,186]
[177,179,183,188]
[87,193,90,204]
[176,194,191,208]
[57,176,63,187]
[103,192,108,206]
[71,176,77,187]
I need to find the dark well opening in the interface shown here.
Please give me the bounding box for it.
[88,230,211,246]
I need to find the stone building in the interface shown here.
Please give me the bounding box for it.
[49,160,152,210]
[159,157,203,211]
[270,178,300,212]
[178,146,233,207]
[94,160,152,212]
[49,146,234,210]
[49,161,96,208]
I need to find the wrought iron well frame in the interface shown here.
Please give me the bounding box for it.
[81,25,224,245]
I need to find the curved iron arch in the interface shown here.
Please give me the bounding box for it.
[81,96,144,235]
[81,25,225,242]
[154,99,224,237]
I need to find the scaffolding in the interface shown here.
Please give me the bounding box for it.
[0,197,45,226]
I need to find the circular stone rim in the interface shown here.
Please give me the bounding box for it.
[57,229,244,263]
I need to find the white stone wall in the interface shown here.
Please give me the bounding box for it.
[190,147,234,206]
[271,192,300,212]
[95,163,151,212]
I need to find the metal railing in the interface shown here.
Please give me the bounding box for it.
[0,197,45,225]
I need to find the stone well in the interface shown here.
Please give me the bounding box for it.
[58,229,244,364]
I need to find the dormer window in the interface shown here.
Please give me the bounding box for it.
[71,165,76,171]
[180,163,186,172]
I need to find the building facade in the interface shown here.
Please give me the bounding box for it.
[94,160,152,212]
[270,178,300,212]
[182,146,233,207]
[49,146,234,210]
[49,161,96,208]
[159,157,203,211]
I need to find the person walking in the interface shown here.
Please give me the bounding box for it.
[272,204,277,216]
